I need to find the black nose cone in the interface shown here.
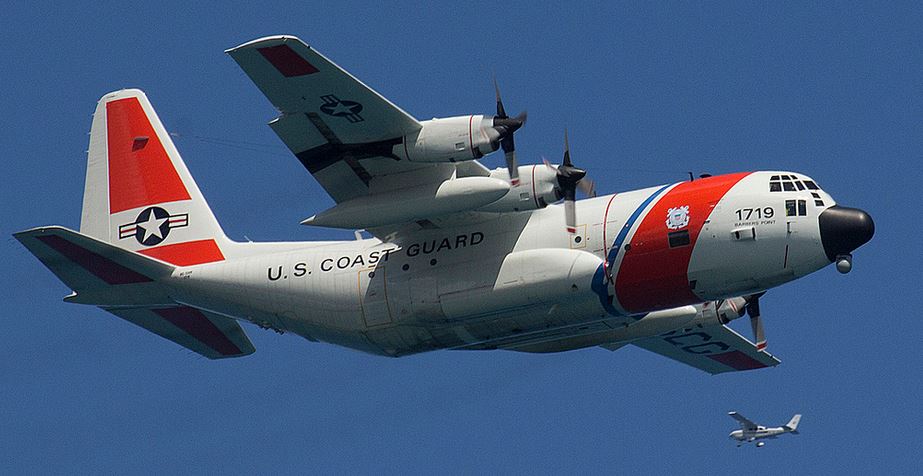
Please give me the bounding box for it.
[818,206,875,261]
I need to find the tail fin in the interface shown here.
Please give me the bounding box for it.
[784,414,801,433]
[81,89,228,266]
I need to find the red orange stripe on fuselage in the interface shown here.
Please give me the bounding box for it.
[614,173,751,314]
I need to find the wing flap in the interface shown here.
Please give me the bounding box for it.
[106,306,255,359]
[632,324,780,374]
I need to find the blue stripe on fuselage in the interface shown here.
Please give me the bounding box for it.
[593,183,672,317]
[606,184,672,267]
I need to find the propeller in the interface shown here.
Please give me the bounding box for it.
[556,129,588,234]
[745,292,767,351]
[492,79,527,186]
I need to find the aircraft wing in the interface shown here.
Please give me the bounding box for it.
[631,324,780,374]
[728,412,759,431]
[227,35,488,206]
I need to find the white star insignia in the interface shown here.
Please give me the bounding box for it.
[329,102,354,115]
[136,213,168,242]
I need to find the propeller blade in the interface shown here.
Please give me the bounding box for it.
[565,198,576,234]
[750,315,767,351]
[492,81,525,186]
[494,77,507,119]
[562,129,572,167]
[555,129,586,233]
[505,147,519,185]
[745,293,767,351]
[577,177,596,198]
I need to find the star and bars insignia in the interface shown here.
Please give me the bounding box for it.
[319,94,364,123]
[119,206,188,246]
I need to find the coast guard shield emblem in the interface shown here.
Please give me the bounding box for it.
[666,206,690,230]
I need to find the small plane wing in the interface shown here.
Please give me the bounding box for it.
[631,324,780,374]
[728,412,759,431]
[228,35,482,206]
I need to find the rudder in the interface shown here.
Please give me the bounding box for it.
[81,89,229,266]
[785,414,802,433]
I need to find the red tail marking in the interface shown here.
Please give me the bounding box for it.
[258,44,319,77]
[137,239,224,266]
[615,173,750,313]
[107,97,190,214]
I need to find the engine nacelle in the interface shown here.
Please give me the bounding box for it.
[690,297,748,327]
[395,115,500,163]
[478,164,562,213]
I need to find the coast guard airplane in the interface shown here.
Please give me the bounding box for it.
[15,36,875,373]
[728,412,801,447]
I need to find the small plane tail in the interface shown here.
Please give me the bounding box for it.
[80,89,229,266]
[784,414,802,433]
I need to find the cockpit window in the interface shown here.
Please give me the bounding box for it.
[770,175,816,193]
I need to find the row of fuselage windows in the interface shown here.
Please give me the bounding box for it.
[769,175,820,193]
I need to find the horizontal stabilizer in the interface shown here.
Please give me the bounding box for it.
[15,226,173,296]
[107,306,255,359]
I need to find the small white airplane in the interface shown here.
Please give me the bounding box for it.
[16,36,875,373]
[729,412,801,447]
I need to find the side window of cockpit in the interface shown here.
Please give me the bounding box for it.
[812,192,825,207]
[785,199,808,217]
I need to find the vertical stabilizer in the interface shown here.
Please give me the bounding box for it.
[81,89,229,266]
[784,414,801,433]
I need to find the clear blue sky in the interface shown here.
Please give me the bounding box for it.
[2,2,920,473]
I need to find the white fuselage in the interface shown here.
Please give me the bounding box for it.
[166,171,837,356]
[730,426,788,442]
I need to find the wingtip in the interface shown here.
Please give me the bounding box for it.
[226,35,308,54]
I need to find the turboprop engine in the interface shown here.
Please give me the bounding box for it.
[394,115,503,163]
[478,165,562,213]
[392,83,527,183]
